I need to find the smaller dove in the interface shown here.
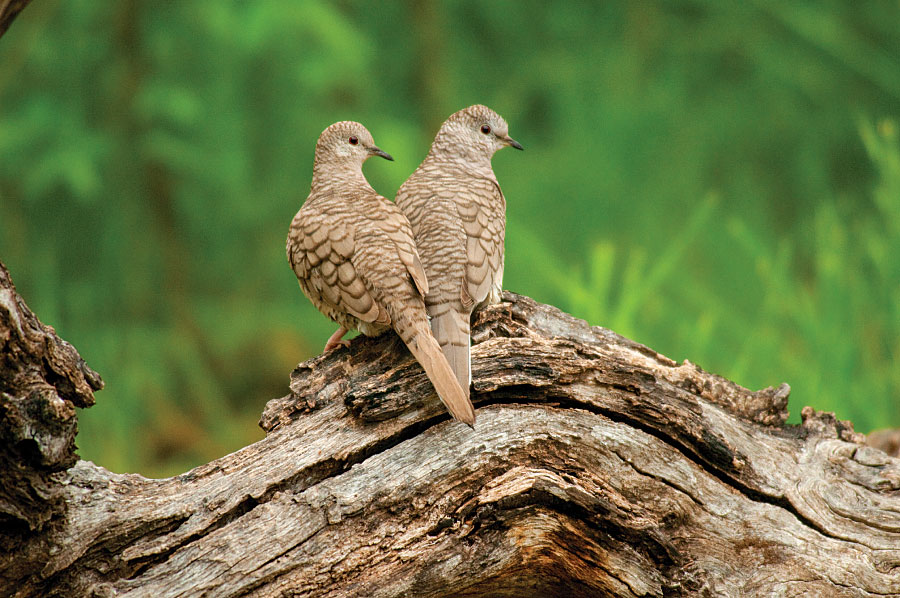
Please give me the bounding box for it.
[287,121,475,425]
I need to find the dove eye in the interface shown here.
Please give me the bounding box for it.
[348,136,359,145]
[480,125,492,135]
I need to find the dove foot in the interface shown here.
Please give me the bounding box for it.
[323,327,351,352]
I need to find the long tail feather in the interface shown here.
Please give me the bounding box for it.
[405,326,475,426]
[429,309,471,399]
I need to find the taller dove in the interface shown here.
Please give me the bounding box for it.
[286,121,475,426]
[395,105,523,399]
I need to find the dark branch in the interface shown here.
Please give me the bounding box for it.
[0,0,32,40]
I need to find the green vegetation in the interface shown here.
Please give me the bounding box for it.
[1,1,897,477]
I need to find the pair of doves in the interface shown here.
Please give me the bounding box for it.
[287,105,522,427]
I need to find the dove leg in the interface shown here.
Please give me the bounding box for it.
[323,326,351,352]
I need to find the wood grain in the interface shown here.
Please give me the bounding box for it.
[1,258,898,596]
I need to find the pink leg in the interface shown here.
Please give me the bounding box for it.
[323,326,351,352]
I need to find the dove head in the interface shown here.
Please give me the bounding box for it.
[313,121,393,176]
[430,105,523,164]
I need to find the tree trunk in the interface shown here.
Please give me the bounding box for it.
[1,261,898,597]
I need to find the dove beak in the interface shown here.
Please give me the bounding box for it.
[368,146,394,161]
[504,136,524,151]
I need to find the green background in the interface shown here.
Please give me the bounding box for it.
[1,1,898,478]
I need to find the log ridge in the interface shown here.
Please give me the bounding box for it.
[1,261,898,597]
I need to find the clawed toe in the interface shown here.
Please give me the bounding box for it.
[324,338,351,352]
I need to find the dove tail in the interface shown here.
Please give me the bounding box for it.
[429,308,471,400]
[404,324,475,426]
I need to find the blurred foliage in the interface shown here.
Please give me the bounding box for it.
[0,0,898,478]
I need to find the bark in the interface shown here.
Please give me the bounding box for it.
[0,263,102,532]
[1,261,899,598]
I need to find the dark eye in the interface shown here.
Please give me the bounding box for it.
[349,136,359,145]
[480,125,491,135]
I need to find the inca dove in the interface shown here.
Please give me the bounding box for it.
[286,121,475,425]
[395,105,522,399]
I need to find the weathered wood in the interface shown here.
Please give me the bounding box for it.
[0,262,102,533]
[1,260,899,597]
[868,429,900,458]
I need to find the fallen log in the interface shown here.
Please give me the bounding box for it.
[1,261,898,597]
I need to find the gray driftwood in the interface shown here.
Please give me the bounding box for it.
[1,260,900,597]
